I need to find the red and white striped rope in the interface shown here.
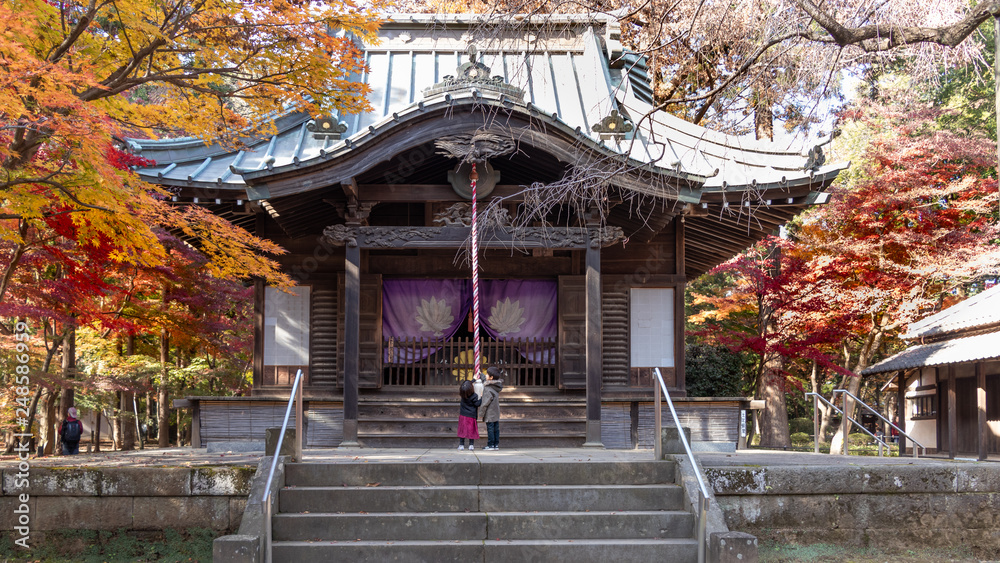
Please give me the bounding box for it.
[470,162,481,381]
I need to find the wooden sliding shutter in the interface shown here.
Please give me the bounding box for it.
[309,277,339,387]
[359,274,383,388]
[601,281,629,388]
[558,275,587,389]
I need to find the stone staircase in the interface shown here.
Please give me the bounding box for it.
[356,391,587,447]
[269,459,699,562]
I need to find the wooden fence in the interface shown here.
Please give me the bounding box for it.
[383,336,557,386]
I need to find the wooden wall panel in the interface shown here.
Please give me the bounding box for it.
[637,402,739,448]
[310,278,339,386]
[200,401,291,444]
[599,230,677,276]
[601,283,629,388]
[601,403,632,449]
[558,276,587,389]
[305,403,344,447]
[359,274,383,388]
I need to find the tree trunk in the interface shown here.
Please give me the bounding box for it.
[159,326,170,448]
[110,400,122,450]
[753,243,790,448]
[57,323,76,455]
[829,323,886,454]
[24,322,66,448]
[120,334,136,451]
[809,361,834,444]
[39,389,57,455]
[93,408,102,453]
[757,356,791,448]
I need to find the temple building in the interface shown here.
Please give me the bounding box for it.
[129,13,845,449]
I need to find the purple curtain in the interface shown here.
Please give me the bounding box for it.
[480,279,557,363]
[383,279,471,363]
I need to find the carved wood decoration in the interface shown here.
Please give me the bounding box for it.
[322,224,624,249]
[435,132,516,163]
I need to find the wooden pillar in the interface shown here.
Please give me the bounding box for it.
[674,218,686,394]
[896,371,907,455]
[978,362,987,461]
[253,278,265,388]
[584,237,603,446]
[948,365,957,459]
[342,241,361,446]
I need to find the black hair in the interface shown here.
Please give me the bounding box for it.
[460,380,474,399]
[486,366,502,380]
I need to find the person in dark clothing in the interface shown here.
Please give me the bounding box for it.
[480,366,504,450]
[457,379,481,450]
[60,407,83,455]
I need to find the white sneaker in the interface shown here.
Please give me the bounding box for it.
[457,445,464,450]
[469,445,474,450]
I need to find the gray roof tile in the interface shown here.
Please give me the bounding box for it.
[862,331,1000,374]
[128,14,844,199]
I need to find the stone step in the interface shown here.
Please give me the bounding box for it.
[285,461,676,487]
[272,510,695,541]
[357,419,585,436]
[271,538,699,563]
[278,484,684,513]
[358,406,587,420]
[355,435,587,448]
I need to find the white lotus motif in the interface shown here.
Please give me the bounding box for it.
[488,297,527,336]
[414,296,454,337]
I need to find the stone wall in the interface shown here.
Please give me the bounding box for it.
[0,466,255,533]
[707,463,1000,552]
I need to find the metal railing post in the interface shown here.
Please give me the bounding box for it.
[842,391,849,455]
[831,389,925,458]
[813,394,820,454]
[654,368,708,563]
[654,375,662,461]
[295,373,303,462]
[262,368,303,563]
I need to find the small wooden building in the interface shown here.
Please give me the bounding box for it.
[131,14,844,448]
[864,285,1000,459]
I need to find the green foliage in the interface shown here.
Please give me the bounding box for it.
[788,417,813,434]
[790,431,810,443]
[684,343,752,397]
[0,527,217,562]
[935,21,997,141]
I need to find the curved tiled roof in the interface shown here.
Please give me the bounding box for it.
[127,13,845,203]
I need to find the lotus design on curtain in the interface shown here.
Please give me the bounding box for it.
[415,296,455,337]
[487,297,527,336]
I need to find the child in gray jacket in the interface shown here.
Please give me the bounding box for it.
[480,366,504,450]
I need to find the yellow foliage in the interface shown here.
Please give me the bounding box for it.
[0,0,388,286]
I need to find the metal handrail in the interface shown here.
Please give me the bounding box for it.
[263,368,304,563]
[832,389,926,457]
[654,368,708,563]
[805,393,892,454]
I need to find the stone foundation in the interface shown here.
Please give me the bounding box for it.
[0,466,255,532]
[707,462,1000,553]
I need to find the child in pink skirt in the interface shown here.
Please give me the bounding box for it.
[457,379,482,450]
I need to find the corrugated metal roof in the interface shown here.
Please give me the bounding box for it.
[128,14,844,202]
[861,331,1000,375]
[903,284,1000,340]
